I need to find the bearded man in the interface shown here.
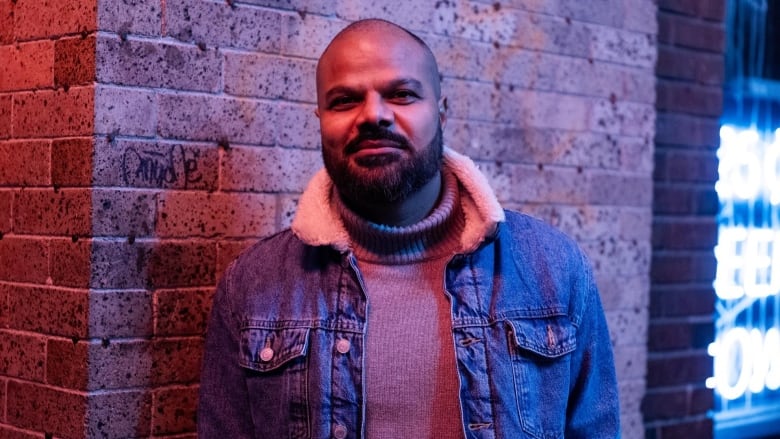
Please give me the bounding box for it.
[198,18,620,439]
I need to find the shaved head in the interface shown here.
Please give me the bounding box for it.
[316,19,441,99]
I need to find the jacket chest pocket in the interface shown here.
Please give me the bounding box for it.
[240,325,311,439]
[506,316,576,439]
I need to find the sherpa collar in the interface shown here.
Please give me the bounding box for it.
[290,147,506,253]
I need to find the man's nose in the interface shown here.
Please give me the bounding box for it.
[358,93,393,127]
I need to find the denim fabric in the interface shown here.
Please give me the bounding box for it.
[198,210,620,439]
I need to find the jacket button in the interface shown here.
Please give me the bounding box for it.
[336,339,351,354]
[259,347,274,362]
[333,424,348,439]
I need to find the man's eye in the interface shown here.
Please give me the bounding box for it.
[329,96,358,109]
[390,90,418,103]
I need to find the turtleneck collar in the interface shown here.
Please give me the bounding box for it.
[291,147,506,255]
[335,170,465,264]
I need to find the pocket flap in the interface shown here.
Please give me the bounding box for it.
[506,315,576,358]
[239,326,310,372]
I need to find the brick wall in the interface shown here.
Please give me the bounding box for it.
[0,0,657,437]
[645,0,724,437]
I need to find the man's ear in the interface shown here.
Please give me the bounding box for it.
[438,96,448,127]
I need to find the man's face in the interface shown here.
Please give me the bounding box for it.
[315,29,446,205]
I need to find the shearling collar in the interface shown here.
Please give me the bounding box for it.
[290,147,506,253]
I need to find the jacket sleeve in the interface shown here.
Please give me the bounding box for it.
[197,272,255,438]
[565,252,621,438]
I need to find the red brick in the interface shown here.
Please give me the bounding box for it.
[148,241,217,288]
[647,353,712,387]
[50,237,91,287]
[654,149,718,184]
[6,380,87,437]
[643,386,712,421]
[0,40,54,91]
[651,252,717,283]
[658,0,699,16]
[647,322,693,351]
[653,184,719,215]
[658,12,725,53]
[89,289,153,338]
[0,377,5,422]
[55,34,96,88]
[649,285,716,318]
[0,236,49,283]
[46,337,89,390]
[642,388,690,420]
[14,188,91,236]
[52,137,94,187]
[659,418,713,438]
[0,190,12,233]
[0,95,11,139]
[216,239,254,277]
[652,218,718,250]
[0,283,7,328]
[656,46,724,85]
[0,426,43,439]
[156,191,276,238]
[13,0,97,41]
[0,330,46,381]
[12,86,95,138]
[0,0,12,44]
[7,284,89,337]
[151,337,203,385]
[699,0,725,21]
[154,287,214,336]
[93,189,156,237]
[152,385,198,435]
[0,140,52,185]
[656,81,722,117]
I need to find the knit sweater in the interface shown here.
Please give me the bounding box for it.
[336,170,465,438]
[291,147,506,438]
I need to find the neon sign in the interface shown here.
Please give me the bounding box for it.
[710,126,780,414]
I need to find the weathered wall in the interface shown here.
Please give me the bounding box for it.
[0,0,657,437]
[645,0,724,437]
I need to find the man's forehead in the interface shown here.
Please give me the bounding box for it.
[316,20,441,98]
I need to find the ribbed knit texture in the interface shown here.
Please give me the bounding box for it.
[336,170,466,439]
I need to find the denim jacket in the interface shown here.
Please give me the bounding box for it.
[198,149,620,439]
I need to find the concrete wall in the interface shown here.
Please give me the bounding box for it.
[0,0,657,437]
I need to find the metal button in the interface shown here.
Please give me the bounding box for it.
[336,339,351,354]
[259,347,274,362]
[333,424,347,439]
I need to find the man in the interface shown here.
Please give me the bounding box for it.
[198,18,620,439]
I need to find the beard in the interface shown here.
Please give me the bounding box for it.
[323,124,443,206]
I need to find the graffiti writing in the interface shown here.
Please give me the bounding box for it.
[122,144,203,189]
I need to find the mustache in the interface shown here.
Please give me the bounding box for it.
[344,125,411,154]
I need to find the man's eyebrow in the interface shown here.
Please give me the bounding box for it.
[324,78,426,102]
[324,85,360,102]
[385,78,424,92]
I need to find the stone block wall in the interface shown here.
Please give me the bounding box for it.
[0,0,657,437]
[645,0,725,437]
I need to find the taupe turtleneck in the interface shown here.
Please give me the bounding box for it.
[336,170,466,439]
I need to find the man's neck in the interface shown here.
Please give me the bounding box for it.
[342,172,442,227]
